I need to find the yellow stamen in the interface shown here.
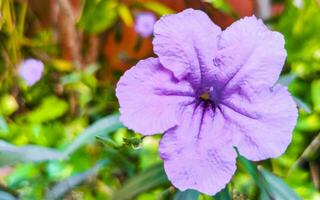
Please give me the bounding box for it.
[201,92,210,100]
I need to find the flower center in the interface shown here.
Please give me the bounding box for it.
[200,92,210,101]
[197,90,217,113]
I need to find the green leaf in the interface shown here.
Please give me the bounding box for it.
[26,96,68,123]
[213,187,231,200]
[0,140,63,167]
[0,94,18,116]
[210,0,232,14]
[111,163,168,200]
[123,137,143,148]
[296,113,320,131]
[238,155,274,198]
[238,154,301,200]
[46,160,107,199]
[311,79,320,112]
[142,2,174,16]
[237,154,260,184]
[0,115,9,132]
[78,0,118,34]
[62,114,122,158]
[61,72,81,85]
[277,74,297,86]
[6,164,39,188]
[294,97,312,114]
[259,169,301,200]
[0,191,18,200]
[174,189,199,200]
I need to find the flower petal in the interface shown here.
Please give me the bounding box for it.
[19,59,44,86]
[214,16,286,92]
[159,105,237,195]
[153,9,221,88]
[220,84,298,161]
[116,58,195,135]
[134,12,156,38]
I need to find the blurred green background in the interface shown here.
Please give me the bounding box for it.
[0,0,320,199]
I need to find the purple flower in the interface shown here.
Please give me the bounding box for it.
[116,9,298,195]
[19,58,44,86]
[134,12,156,38]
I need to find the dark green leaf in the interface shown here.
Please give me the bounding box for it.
[111,163,168,200]
[213,187,231,200]
[238,154,301,200]
[238,155,274,199]
[259,169,301,200]
[237,154,260,184]
[173,189,199,200]
[123,137,142,148]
